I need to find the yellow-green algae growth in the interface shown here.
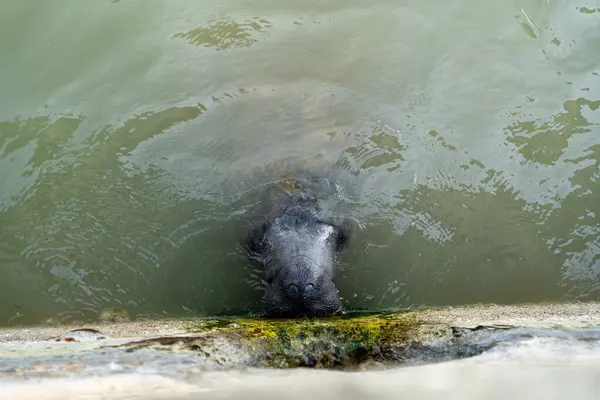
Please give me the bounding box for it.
[180,310,439,368]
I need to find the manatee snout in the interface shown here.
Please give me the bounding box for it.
[264,257,343,318]
[280,258,320,301]
[286,283,314,298]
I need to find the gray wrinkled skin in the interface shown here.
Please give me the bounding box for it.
[245,187,349,318]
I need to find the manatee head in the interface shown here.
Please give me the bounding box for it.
[244,182,352,318]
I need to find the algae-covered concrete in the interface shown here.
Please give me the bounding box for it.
[1,303,600,399]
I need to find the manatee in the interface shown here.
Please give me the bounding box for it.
[244,178,350,318]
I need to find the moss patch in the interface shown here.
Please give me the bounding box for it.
[182,310,429,369]
[98,308,130,323]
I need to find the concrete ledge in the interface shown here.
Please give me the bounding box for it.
[1,302,599,399]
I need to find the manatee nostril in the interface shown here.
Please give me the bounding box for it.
[304,283,314,293]
[288,283,299,296]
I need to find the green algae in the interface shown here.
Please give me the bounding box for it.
[180,310,433,368]
[98,308,130,323]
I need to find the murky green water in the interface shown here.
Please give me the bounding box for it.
[0,0,598,325]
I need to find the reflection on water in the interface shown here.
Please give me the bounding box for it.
[342,127,407,173]
[506,98,600,165]
[0,0,599,325]
[173,17,273,50]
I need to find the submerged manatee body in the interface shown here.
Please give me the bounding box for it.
[245,181,350,318]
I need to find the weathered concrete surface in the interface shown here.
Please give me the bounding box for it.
[3,360,600,400]
[3,302,598,343]
[1,302,600,399]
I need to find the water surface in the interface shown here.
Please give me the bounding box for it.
[0,0,599,324]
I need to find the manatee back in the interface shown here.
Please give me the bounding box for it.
[243,174,351,261]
